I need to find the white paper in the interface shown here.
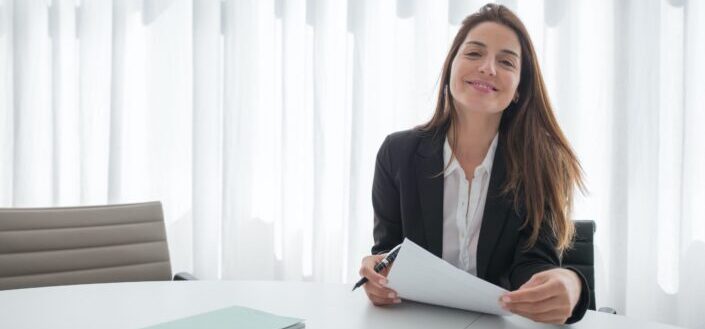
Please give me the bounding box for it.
[386,238,512,316]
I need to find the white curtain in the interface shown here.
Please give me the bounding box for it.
[1,0,703,327]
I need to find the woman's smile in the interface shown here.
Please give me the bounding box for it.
[466,79,498,93]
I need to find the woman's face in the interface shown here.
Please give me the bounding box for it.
[449,21,522,115]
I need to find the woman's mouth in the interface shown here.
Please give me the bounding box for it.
[466,80,498,93]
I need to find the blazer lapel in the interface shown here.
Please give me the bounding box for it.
[415,132,444,258]
[476,137,512,279]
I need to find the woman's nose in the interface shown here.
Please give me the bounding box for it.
[478,58,496,76]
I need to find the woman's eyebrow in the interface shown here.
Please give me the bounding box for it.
[464,41,520,58]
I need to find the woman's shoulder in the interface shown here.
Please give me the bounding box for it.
[380,127,430,153]
[378,126,443,161]
[385,127,426,144]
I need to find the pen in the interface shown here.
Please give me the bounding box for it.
[351,244,402,291]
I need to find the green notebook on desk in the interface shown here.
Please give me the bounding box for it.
[143,305,305,329]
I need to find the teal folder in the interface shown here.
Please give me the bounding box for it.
[143,305,305,329]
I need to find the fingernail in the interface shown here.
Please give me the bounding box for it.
[379,279,388,286]
[388,292,396,298]
[500,302,508,310]
[394,298,402,304]
[502,296,511,303]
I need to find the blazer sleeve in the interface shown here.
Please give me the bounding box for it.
[508,220,591,324]
[371,135,404,255]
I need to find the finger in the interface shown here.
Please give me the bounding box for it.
[503,281,555,303]
[366,293,395,305]
[361,254,386,265]
[359,258,389,286]
[366,290,402,306]
[360,268,388,287]
[364,284,399,300]
[502,296,572,325]
[502,296,562,315]
[360,255,387,272]
[359,272,391,291]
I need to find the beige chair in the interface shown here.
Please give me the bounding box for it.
[0,201,191,290]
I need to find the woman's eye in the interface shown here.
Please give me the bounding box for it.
[465,52,481,57]
[500,60,515,67]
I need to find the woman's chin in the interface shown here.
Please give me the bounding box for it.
[454,100,506,115]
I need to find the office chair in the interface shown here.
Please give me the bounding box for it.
[0,201,194,290]
[562,220,616,314]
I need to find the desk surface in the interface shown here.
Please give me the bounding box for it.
[0,280,683,329]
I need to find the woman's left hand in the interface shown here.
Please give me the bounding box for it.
[499,268,582,324]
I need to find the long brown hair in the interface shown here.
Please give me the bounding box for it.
[420,4,585,254]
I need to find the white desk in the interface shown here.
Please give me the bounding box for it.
[0,281,683,329]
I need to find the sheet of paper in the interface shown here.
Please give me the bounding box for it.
[386,238,511,316]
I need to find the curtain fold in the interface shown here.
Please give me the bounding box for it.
[12,0,53,206]
[0,0,703,327]
[77,0,112,205]
[192,0,223,281]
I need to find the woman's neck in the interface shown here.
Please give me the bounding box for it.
[450,109,502,161]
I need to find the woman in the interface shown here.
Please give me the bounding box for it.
[358,4,590,325]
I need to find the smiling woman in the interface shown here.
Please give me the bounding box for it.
[358,3,589,325]
[2,0,703,327]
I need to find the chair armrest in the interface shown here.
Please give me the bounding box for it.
[598,307,617,314]
[173,272,198,281]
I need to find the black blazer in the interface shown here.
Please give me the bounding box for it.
[371,127,590,324]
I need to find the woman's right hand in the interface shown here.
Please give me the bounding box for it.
[359,254,401,305]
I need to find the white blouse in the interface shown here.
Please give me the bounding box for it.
[441,133,499,276]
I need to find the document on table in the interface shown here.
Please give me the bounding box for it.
[386,238,512,316]
[142,305,305,329]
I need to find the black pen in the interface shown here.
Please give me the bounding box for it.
[352,244,402,291]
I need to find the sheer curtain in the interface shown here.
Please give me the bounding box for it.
[1,0,703,327]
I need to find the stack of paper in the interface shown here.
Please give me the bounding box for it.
[386,238,511,316]
[143,305,305,329]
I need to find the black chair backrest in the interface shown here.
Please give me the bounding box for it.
[562,220,596,310]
